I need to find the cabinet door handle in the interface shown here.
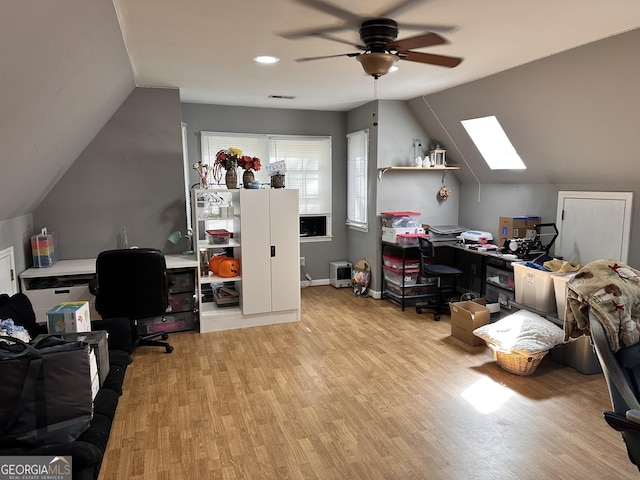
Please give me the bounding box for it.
[271,246,276,257]
[54,289,71,294]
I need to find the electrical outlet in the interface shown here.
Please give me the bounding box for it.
[300,257,305,266]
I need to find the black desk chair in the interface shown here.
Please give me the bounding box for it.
[415,237,463,321]
[92,248,174,353]
[590,313,640,471]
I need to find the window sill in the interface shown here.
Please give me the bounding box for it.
[300,235,333,243]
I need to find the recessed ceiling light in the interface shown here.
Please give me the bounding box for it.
[389,65,399,73]
[254,55,280,64]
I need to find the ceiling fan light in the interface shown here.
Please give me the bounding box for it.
[357,53,398,78]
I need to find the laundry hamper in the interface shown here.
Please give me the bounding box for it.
[488,343,547,376]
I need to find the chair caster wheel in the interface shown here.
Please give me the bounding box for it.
[161,333,169,340]
[165,345,174,353]
[434,314,440,321]
[416,307,422,314]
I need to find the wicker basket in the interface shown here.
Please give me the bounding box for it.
[488,344,547,376]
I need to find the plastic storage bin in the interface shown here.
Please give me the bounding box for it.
[552,273,576,321]
[396,233,428,247]
[382,265,420,286]
[31,228,58,268]
[383,255,420,270]
[512,262,557,313]
[380,211,421,228]
[551,336,602,375]
[206,229,231,244]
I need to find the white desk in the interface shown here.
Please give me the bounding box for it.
[20,254,199,324]
[20,254,198,279]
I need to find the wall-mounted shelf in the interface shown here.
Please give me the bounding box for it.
[377,166,460,181]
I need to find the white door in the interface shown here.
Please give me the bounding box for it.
[555,191,633,264]
[269,189,300,312]
[0,246,17,295]
[239,190,272,315]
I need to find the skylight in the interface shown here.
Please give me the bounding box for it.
[461,116,526,170]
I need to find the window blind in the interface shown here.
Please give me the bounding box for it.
[200,132,332,216]
[347,129,369,229]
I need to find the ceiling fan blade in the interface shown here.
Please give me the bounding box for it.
[388,32,446,51]
[295,52,359,63]
[313,33,366,49]
[397,22,457,33]
[377,0,425,18]
[400,50,463,68]
[280,23,354,40]
[295,0,362,24]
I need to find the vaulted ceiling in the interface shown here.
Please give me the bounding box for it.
[2,0,640,222]
[114,0,640,110]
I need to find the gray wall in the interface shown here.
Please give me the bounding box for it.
[407,28,640,187]
[0,0,134,222]
[458,183,640,267]
[346,100,461,293]
[33,88,186,260]
[0,215,34,275]
[180,103,348,282]
[404,27,640,269]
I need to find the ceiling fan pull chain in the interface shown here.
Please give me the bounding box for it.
[372,78,379,127]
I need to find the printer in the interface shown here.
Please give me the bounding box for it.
[459,230,493,244]
[428,225,467,242]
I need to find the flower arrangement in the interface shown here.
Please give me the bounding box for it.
[193,162,211,189]
[213,148,262,186]
[237,155,261,172]
[0,318,30,344]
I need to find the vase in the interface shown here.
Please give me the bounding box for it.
[242,170,255,188]
[271,174,285,188]
[225,169,237,189]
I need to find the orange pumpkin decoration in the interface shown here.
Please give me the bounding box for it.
[208,255,226,275]
[218,258,240,278]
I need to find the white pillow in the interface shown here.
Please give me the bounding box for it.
[472,310,565,355]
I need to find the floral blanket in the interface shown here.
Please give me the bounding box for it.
[564,259,640,352]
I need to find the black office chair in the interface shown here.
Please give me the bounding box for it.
[415,236,463,320]
[92,248,174,353]
[590,313,640,471]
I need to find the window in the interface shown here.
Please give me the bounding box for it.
[346,129,369,231]
[461,116,526,170]
[200,132,332,238]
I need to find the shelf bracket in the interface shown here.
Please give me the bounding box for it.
[378,168,390,181]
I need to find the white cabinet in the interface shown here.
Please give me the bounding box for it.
[238,189,300,315]
[192,188,300,332]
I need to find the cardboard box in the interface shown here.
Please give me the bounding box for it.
[471,297,502,322]
[47,301,91,333]
[498,216,540,243]
[449,301,491,346]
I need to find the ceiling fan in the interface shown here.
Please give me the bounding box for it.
[282,0,463,78]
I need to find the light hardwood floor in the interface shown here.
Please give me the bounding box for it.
[99,286,638,479]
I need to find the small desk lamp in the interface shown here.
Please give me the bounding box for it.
[168,229,194,255]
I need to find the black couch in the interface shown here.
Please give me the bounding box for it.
[0,293,132,480]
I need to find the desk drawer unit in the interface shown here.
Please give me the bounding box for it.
[485,284,515,309]
[170,271,195,293]
[23,282,99,325]
[137,311,196,335]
